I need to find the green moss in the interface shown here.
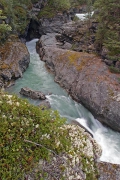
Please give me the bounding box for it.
[58,51,96,71]
[108,88,114,97]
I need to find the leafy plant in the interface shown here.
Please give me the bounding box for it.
[0,10,12,42]
[94,0,120,61]
[109,66,120,74]
[0,0,32,36]
[0,91,70,179]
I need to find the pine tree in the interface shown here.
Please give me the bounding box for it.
[94,0,120,61]
[0,10,12,42]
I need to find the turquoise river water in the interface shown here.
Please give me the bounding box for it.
[7,39,120,164]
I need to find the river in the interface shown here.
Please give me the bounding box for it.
[7,39,120,165]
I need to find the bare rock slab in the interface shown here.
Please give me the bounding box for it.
[37,33,120,132]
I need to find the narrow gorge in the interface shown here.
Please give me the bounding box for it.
[0,0,120,179]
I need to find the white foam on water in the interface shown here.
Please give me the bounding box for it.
[75,117,120,164]
[75,118,94,136]
[76,11,94,20]
[93,124,120,164]
[7,39,120,165]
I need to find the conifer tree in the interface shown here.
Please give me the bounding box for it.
[94,0,120,60]
[0,10,12,42]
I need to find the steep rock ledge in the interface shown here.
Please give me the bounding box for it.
[37,33,120,132]
[0,38,30,88]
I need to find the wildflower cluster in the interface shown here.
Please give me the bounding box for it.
[0,91,69,179]
[0,91,101,179]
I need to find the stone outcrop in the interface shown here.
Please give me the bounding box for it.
[0,37,30,88]
[37,33,120,132]
[39,100,51,109]
[26,124,102,180]
[20,87,46,100]
[26,12,72,41]
[56,20,97,53]
[26,1,88,41]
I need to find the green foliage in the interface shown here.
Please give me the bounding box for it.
[109,66,120,74]
[38,5,56,19]
[0,91,71,179]
[38,0,96,19]
[48,0,71,10]
[0,10,12,42]
[94,0,120,60]
[38,0,71,18]
[0,0,32,35]
[73,15,79,22]
[70,0,95,6]
[81,155,98,180]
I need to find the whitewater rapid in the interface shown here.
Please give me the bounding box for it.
[7,39,120,164]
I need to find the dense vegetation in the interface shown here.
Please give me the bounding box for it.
[0,91,99,179]
[0,0,91,41]
[0,0,33,42]
[0,91,70,179]
[94,0,120,61]
[1,0,118,178]
[1,0,119,62]
[0,10,12,41]
[37,0,88,18]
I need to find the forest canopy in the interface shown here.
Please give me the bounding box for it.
[94,0,120,61]
[0,0,120,62]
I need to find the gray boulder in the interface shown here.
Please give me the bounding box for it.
[39,100,51,110]
[20,87,46,100]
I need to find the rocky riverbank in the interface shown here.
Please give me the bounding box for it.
[0,1,120,178]
[37,33,120,133]
[0,35,30,88]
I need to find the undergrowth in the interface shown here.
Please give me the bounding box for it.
[0,91,70,179]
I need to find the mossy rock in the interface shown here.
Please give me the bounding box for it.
[0,39,30,87]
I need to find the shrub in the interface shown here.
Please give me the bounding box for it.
[0,10,12,42]
[0,91,70,179]
[109,66,120,74]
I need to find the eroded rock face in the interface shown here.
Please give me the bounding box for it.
[37,33,120,132]
[26,124,102,180]
[58,20,97,53]
[0,40,30,88]
[38,13,71,35]
[97,162,120,180]
[20,87,46,100]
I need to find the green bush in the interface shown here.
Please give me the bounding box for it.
[0,91,70,179]
[38,0,71,19]
[109,66,120,74]
[0,0,32,35]
[38,5,56,18]
[0,10,12,42]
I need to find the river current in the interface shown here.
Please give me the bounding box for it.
[7,39,120,164]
